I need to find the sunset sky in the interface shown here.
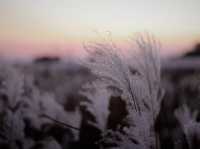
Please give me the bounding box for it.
[0,0,200,60]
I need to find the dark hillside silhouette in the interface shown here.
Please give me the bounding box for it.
[184,43,200,57]
[34,56,60,64]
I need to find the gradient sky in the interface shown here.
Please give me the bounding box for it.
[0,0,200,59]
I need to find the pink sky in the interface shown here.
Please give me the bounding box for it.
[0,0,200,60]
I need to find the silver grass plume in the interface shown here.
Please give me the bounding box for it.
[82,33,164,149]
[175,104,200,149]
